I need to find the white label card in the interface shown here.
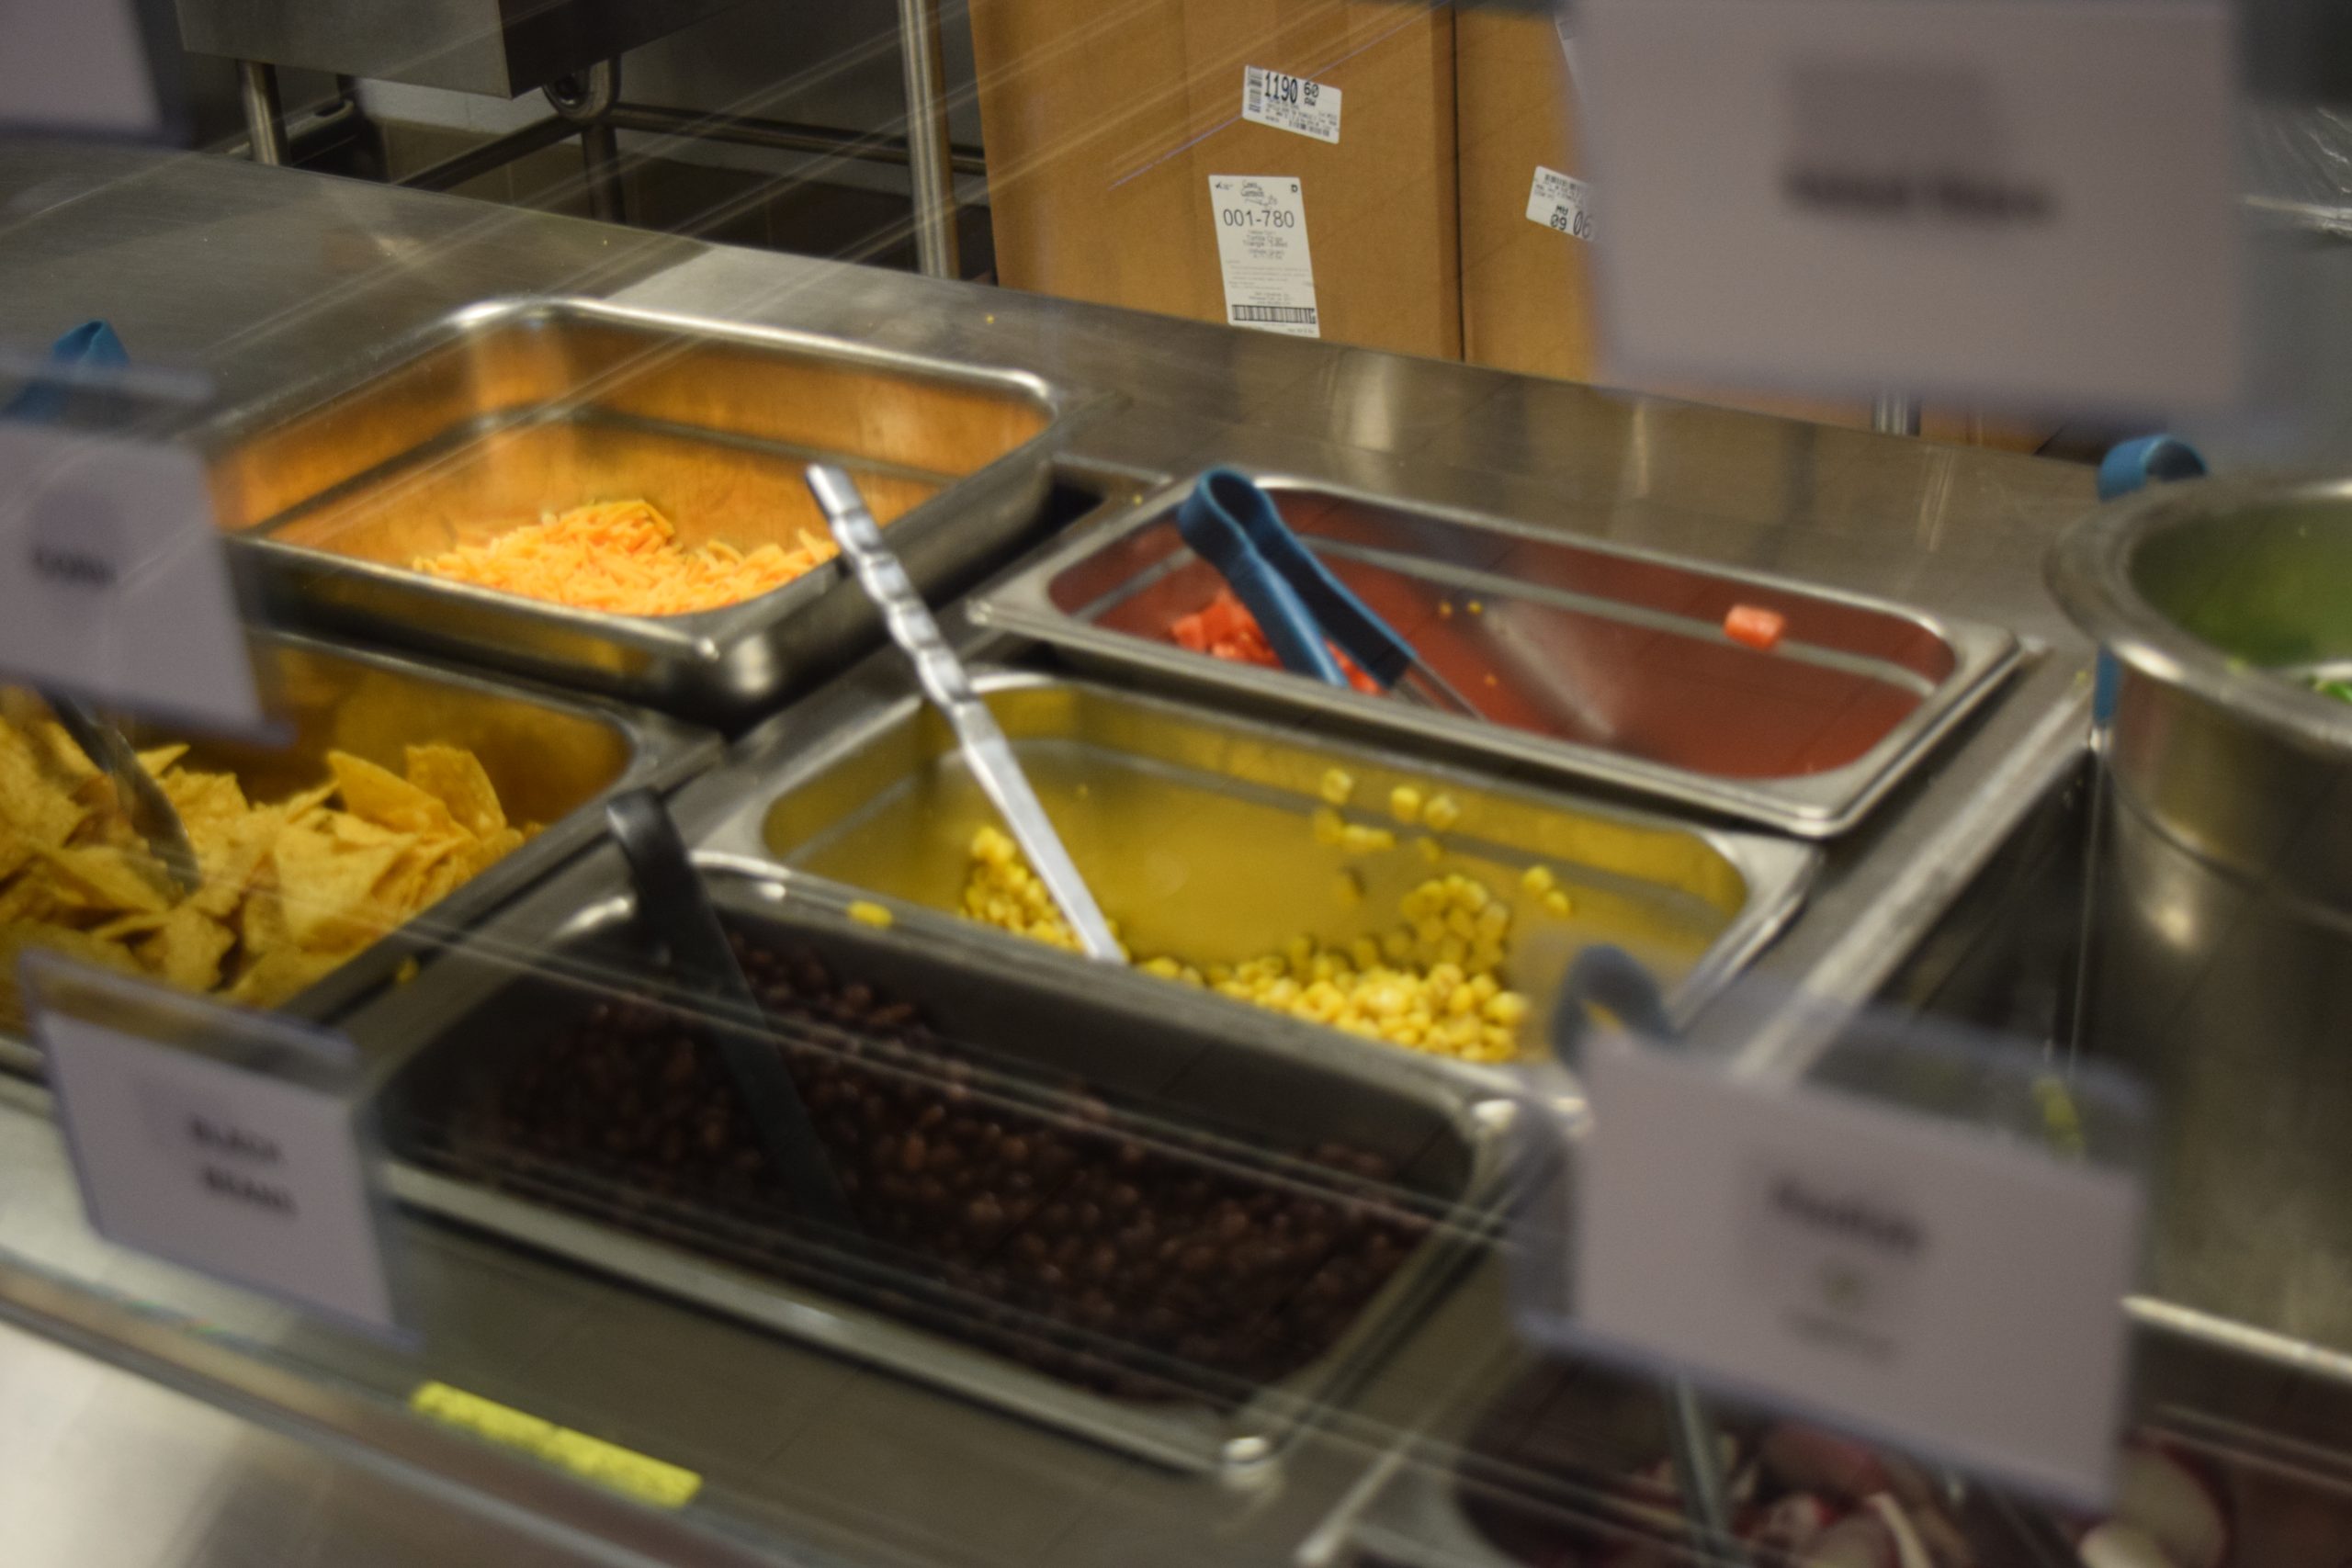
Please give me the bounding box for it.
[1571,1037,2141,1505]
[36,964,399,1332]
[0,423,260,730]
[1209,175,1320,338]
[1243,66,1341,143]
[1527,166,1594,242]
[1574,0,2241,411]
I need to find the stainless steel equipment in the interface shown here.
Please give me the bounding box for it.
[174,0,747,97]
[690,665,1817,1057]
[974,477,2021,838]
[896,0,960,280]
[201,298,1078,728]
[2051,473,2352,1365]
[0,631,716,1076]
[0,143,2111,1568]
[355,857,1520,1473]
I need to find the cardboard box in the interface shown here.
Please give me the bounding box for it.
[1453,8,2054,450]
[969,0,1462,359]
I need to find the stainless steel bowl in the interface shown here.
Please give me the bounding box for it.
[2050,472,2352,1362]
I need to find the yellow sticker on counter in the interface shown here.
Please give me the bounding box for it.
[408,1382,702,1509]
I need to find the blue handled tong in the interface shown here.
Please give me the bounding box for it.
[1175,468,1479,716]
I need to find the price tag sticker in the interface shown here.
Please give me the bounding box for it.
[1209,175,1320,338]
[1527,166,1595,242]
[1243,65,1342,144]
[0,419,260,731]
[1574,0,2242,411]
[30,955,401,1334]
[1521,1017,2148,1506]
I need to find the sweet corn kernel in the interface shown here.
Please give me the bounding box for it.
[1545,889,1573,917]
[1319,768,1356,806]
[1311,807,1346,846]
[1416,835,1442,864]
[956,831,1528,1063]
[1335,870,1363,907]
[1468,600,1485,615]
[1389,785,1423,825]
[1486,993,1531,1027]
[1423,795,1462,831]
[1521,863,1556,896]
[1341,823,1397,854]
[848,900,894,929]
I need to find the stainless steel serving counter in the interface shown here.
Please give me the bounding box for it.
[0,142,2106,1568]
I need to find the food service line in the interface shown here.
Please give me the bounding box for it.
[0,141,2118,1568]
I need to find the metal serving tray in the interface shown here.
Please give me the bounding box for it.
[202,298,1082,728]
[1310,1324,2352,1568]
[355,856,1525,1472]
[688,666,1818,1066]
[970,476,2023,837]
[0,631,717,1075]
[1303,1352,2065,1568]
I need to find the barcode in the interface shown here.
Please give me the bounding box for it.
[1231,305,1317,323]
[1246,67,1263,116]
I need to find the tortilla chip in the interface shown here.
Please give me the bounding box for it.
[90,910,171,942]
[405,744,506,840]
[279,783,337,824]
[0,731,87,849]
[0,705,525,1014]
[40,843,173,914]
[329,750,458,837]
[454,824,527,883]
[225,944,345,1009]
[23,722,99,791]
[164,769,250,833]
[272,818,413,949]
[190,804,283,919]
[240,881,289,956]
[0,920,147,1025]
[375,831,469,917]
[141,906,236,992]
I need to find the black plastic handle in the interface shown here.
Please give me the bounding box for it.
[605,789,855,1232]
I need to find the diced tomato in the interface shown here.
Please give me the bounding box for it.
[1167,587,1385,694]
[1199,593,1257,646]
[1724,604,1788,651]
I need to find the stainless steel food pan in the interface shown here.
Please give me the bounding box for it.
[970,476,2022,837]
[687,666,1817,1069]
[201,298,1081,728]
[2050,473,2352,1366]
[1310,1325,2341,1568]
[354,855,1524,1472]
[0,630,717,1074]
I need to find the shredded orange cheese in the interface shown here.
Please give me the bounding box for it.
[411,500,835,616]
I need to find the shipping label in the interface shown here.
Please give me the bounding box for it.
[1209,175,1319,338]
